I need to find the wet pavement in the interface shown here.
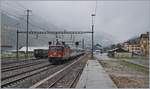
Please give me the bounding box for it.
[76,59,116,88]
[94,53,117,61]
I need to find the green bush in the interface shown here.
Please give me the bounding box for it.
[1,52,34,60]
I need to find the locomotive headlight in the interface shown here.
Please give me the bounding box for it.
[54,52,56,55]
[49,55,52,57]
[58,55,61,57]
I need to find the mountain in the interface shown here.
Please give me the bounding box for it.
[1,13,54,50]
[1,12,117,51]
[126,36,140,44]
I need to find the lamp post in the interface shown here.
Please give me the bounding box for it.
[91,14,95,59]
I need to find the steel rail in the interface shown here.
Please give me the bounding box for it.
[1,65,55,88]
[1,63,50,81]
[69,68,84,88]
[49,68,83,88]
[1,58,35,65]
[1,60,47,72]
[30,55,85,88]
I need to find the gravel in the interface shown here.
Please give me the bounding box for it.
[99,59,149,88]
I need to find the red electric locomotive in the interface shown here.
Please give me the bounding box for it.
[48,42,85,64]
[48,42,71,64]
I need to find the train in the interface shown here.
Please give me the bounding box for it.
[33,42,85,64]
[48,43,85,64]
[34,49,48,59]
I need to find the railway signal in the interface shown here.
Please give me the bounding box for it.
[25,9,32,59]
[75,42,79,48]
[62,41,65,45]
[49,41,52,45]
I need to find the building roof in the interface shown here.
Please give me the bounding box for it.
[140,32,149,38]
[126,37,140,45]
[19,46,48,52]
[108,48,128,52]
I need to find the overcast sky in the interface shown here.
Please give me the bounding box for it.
[1,1,150,46]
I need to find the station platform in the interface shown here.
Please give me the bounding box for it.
[76,59,117,88]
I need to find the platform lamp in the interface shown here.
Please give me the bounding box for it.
[91,14,95,59]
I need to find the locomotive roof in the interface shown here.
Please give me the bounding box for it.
[49,45,64,47]
[49,45,70,47]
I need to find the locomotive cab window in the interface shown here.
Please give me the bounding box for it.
[49,46,64,51]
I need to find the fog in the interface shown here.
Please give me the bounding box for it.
[1,1,150,46]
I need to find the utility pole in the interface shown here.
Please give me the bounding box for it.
[91,14,95,59]
[26,9,31,59]
[16,23,19,60]
[82,38,84,49]
[16,29,19,60]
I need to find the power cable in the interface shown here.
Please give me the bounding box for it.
[2,2,25,11]
[1,10,47,32]
[1,2,48,31]
[15,1,27,10]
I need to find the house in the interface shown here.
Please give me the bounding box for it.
[123,32,149,56]
[93,44,102,52]
[0,45,13,52]
[108,47,132,58]
[140,32,149,57]
[127,44,141,54]
[123,42,141,55]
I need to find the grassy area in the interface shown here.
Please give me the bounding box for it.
[111,56,149,74]
[122,60,149,75]
[99,59,149,88]
[99,59,149,75]
[1,52,34,60]
[113,56,148,60]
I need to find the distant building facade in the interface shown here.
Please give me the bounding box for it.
[0,45,13,52]
[127,44,141,54]
[123,32,149,57]
[108,48,132,58]
[140,32,149,57]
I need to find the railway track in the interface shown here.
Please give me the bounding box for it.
[1,54,87,88]
[1,62,50,80]
[30,54,87,88]
[1,58,47,67]
[49,68,83,88]
[1,64,55,88]
[1,59,47,72]
[1,58,35,65]
[1,58,76,88]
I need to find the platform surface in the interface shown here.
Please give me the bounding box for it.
[76,59,117,88]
